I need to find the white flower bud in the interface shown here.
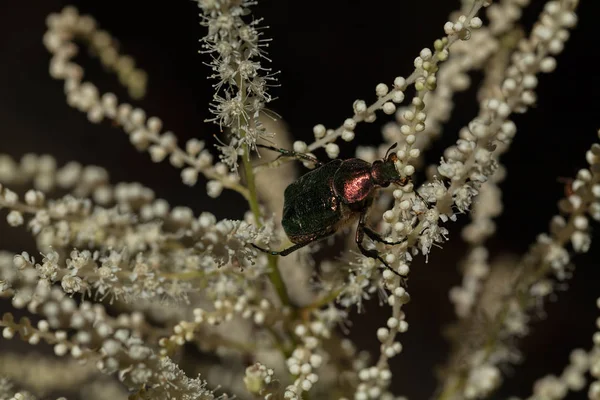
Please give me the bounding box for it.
[181,167,198,186]
[375,83,389,97]
[207,180,223,198]
[325,143,339,159]
[313,124,326,139]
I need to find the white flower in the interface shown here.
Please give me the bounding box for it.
[61,274,84,294]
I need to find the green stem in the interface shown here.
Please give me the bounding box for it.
[242,141,298,384]
[267,254,291,307]
[235,71,291,308]
[242,143,262,221]
[301,287,343,314]
[241,142,291,307]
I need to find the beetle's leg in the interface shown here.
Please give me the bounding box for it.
[413,188,429,207]
[256,144,323,167]
[399,178,428,206]
[355,225,402,278]
[363,226,405,245]
[356,216,405,282]
[251,241,312,256]
[412,188,424,203]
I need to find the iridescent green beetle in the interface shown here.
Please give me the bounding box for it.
[252,143,410,276]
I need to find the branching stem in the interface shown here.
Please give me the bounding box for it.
[241,141,291,307]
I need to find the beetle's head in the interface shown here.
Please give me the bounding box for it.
[371,143,410,187]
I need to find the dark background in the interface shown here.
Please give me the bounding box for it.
[0,0,599,398]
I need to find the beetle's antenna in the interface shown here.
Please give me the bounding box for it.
[385,143,398,159]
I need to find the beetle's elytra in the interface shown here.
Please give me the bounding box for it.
[252,143,411,277]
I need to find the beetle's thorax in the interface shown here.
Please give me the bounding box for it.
[331,158,374,207]
[370,159,401,187]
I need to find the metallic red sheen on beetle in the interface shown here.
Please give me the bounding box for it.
[252,143,411,277]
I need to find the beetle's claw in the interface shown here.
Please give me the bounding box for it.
[251,243,274,255]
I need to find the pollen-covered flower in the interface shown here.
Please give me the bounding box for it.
[196,0,277,172]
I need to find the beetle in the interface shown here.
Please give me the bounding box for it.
[252,142,414,277]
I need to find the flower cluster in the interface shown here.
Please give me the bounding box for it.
[1,255,222,399]
[43,6,246,197]
[439,128,596,398]
[0,0,594,399]
[195,0,277,171]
